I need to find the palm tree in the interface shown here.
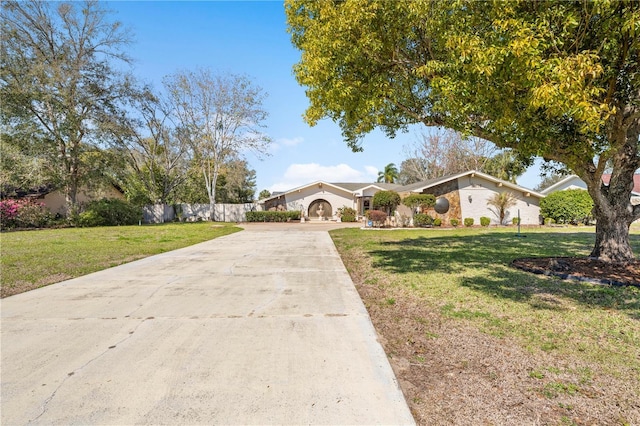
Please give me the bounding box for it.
[487,192,517,225]
[377,163,399,183]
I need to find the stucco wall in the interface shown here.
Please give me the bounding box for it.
[43,185,125,216]
[279,184,356,219]
[457,176,541,225]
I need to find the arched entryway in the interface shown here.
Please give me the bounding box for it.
[308,199,332,220]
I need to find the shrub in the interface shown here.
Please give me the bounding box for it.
[480,216,491,227]
[0,199,21,229]
[402,194,436,212]
[540,189,593,225]
[464,218,474,227]
[545,217,555,226]
[413,213,434,227]
[337,206,357,222]
[245,210,300,222]
[433,218,442,226]
[16,201,51,228]
[512,217,520,225]
[450,218,459,227]
[372,190,401,213]
[0,199,51,229]
[77,198,141,227]
[366,209,387,227]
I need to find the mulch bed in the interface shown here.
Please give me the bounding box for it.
[512,257,640,286]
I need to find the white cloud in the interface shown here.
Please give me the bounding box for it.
[364,165,379,178]
[269,163,374,192]
[278,137,304,147]
[270,136,304,153]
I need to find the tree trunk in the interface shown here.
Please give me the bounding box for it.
[590,210,634,263]
[585,168,637,264]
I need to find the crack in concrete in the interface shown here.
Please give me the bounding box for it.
[28,316,151,424]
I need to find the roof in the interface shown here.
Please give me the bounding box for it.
[397,170,545,199]
[602,174,640,195]
[540,174,640,196]
[332,182,401,191]
[261,181,363,202]
[260,181,404,202]
[261,171,545,203]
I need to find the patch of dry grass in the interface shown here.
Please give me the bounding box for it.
[331,227,640,425]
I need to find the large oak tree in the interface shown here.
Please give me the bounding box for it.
[1,0,132,207]
[286,0,639,263]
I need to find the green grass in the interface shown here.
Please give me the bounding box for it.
[1,222,241,297]
[330,226,640,379]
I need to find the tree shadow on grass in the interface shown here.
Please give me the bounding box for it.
[368,232,640,319]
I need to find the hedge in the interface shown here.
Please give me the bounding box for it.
[245,210,301,222]
[540,189,593,225]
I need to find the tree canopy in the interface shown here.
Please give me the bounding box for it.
[286,0,639,263]
[1,0,133,205]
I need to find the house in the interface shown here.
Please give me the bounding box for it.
[261,181,400,220]
[261,170,544,225]
[20,183,126,216]
[540,174,640,205]
[398,170,544,225]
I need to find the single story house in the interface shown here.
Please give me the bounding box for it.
[261,170,545,225]
[540,174,640,205]
[17,183,126,216]
[262,181,400,220]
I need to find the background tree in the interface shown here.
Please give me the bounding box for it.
[164,69,270,217]
[0,133,50,196]
[397,157,430,185]
[108,86,189,205]
[534,174,568,192]
[259,189,272,200]
[286,0,640,263]
[215,159,257,203]
[400,130,529,183]
[377,163,399,183]
[1,0,133,207]
[487,192,517,225]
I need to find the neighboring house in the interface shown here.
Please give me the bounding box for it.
[398,170,544,225]
[261,170,544,225]
[541,174,640,205]
[22,184,126,216]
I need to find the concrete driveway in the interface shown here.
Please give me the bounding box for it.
[1,223,414,425]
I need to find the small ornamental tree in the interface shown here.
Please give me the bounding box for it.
[540,189,593,225]
[372,190,401,215]
[402,194,436,213]
[487,192,517,225]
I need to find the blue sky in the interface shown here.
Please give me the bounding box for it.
[108,1,542,194]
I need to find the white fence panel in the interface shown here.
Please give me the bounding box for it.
[142,204,174,224]
[143,203,263,223]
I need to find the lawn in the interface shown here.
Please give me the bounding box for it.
[330,226,640,425]
[1,222,241,298]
